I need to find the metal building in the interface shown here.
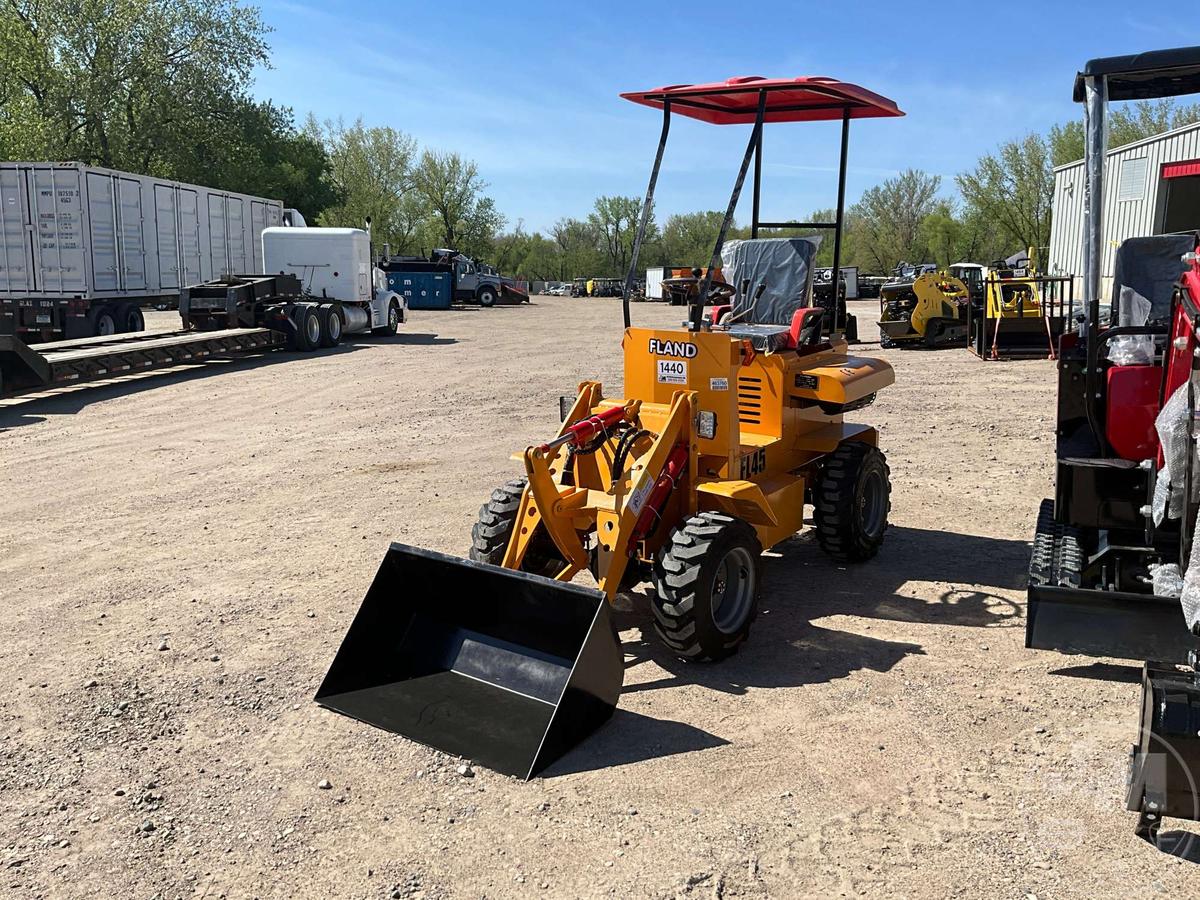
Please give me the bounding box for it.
[1048,120,1200,299]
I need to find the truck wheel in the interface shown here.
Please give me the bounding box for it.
[813,441,890,562]
[652,512,762,661]
[372,301,400,336]
[318,305,343,348]
[115,302,144,334]
[469,477,565,578]
[477,286,497,308]
[88,305,117,337]
[292,305,321,351]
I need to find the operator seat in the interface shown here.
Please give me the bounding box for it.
[717,237,825,353]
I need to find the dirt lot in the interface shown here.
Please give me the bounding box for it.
[0,297,1196,899]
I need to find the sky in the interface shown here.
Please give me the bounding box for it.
[252,0,1196,233]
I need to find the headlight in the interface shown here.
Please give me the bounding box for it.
[697,410,717,440]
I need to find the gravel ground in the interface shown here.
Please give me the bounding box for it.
[0,297,1196,899]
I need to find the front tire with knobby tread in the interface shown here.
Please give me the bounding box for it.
[813,441,891,562]
[469,477,563,578]
[652,512,762,662]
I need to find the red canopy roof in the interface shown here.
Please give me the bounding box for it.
[620,76,904,125]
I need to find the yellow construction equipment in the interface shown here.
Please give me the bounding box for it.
[877,263,971,348]
[317,73,904,779]
[966,250,1073,359]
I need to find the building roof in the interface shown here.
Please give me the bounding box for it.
[1051,119,1200,173]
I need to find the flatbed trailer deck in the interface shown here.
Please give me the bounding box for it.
[0,327,287,398]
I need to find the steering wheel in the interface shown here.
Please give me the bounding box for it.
[660,276,736,302]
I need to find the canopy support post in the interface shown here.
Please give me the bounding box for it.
[622,100,671,329]
[830,108,851,334]
[693,90,767,332]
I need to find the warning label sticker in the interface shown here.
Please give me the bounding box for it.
[657,359,687,384]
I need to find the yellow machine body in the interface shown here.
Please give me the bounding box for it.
[985,274,1043,319]
[504,326,894,601]
[877,271,970,345]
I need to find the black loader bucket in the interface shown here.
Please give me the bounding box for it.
[315,543,622,779]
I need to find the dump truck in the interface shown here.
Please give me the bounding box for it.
[318,73,903,779]
[0,226,405,398]
[1022,45,1200,851]
[0,162,290,342]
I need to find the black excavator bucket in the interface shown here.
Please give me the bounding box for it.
[315,543,622,779]
[1126,661,1200,848]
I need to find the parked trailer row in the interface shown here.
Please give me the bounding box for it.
[0,227,407,399]
[0,162,288,343]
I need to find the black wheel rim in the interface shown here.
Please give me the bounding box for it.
[711,546,755,634]
[859,468,886,537]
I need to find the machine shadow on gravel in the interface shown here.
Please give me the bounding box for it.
[616,524,1028,696]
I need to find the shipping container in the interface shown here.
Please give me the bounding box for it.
[0,162,283,342]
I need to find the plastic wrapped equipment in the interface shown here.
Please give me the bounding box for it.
[1152,380,1196,526]
[1107,286,1154,365]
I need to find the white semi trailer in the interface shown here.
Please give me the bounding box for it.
[0,226,406,398]
[0,162,289,342]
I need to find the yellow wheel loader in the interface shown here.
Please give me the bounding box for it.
[876,264,971,348]
[317,75,904,779]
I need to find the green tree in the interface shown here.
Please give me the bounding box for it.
[0,0,267,168]
[306,115,416,246]
[848,169,941,272]
[1049,98,1200,167]
[956,134,1052,257]
[659,210,726,267]
[551,217,604,279]
[412,149,504,259]
[0,0,333,216]
[588,195,653,276]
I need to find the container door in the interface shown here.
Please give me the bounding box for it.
[178,188,202,286]
[153,184,180,289]
[250,200,269,271]
[0,168,34,293]
[226,196,246,274]
[207,194,228,278]
[117,177,147,291]
[86,172,119,292]
[28,167,86,294]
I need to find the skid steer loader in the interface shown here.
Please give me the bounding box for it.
[876,265,971,348]
[317,75,904,779]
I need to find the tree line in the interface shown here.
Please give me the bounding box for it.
[4,0,1198,281]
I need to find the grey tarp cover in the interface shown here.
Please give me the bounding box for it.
[1111,234,1194,321]
[720,237,820,326]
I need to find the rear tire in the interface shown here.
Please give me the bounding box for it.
[115,302,144,334]
[652,512,762,661]
[813,441,890,561]
[292,305,321,351]
[88,304,117,337]
[469,477,565,578]
[318,304,343,348]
